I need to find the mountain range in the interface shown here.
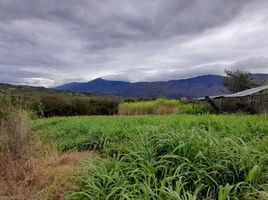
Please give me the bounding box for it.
[55,74,268,98]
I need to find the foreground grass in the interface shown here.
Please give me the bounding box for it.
[32,115,268,199]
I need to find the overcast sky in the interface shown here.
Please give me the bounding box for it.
[0,0,268,87]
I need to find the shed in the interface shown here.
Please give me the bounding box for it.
[197,85,268,113]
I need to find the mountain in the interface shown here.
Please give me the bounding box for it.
[55,75,225,98]
[56,78,129,95]
[252,73,268,83]
[0,83,54,95]
[56,73,268,98]
[0,83,92,97]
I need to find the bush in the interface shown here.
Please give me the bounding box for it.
[40,95,71,117]
[87,99,119,115]
[71,98,90,115]
[40,95,119,117]
[0,95,43,119]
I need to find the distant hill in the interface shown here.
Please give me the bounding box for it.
[252,73,268,84]
[0,83,93,97]
[0,83,54,96]
[55,75,226,98]
[1,73,267,99]
[0,82,125,104]
[55,74,268,98]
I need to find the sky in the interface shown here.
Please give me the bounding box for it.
[0,0,268,87]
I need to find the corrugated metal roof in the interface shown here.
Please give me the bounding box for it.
[197,85,268,100]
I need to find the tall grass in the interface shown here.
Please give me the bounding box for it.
[0,98,96,199]
[118,98,180,115]
[32,115,268,199]
[68,128,268,199]
[0,102,33,186]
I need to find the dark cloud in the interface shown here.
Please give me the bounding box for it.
[229,57,268,72]
[0,0,267,86]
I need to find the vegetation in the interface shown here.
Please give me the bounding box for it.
[32,114,268,199]
[0,97,96,199]
[0,93,121,117]
[0,86,212,117]
[118,98,197,115]
[0,102,33,185]
[1,86,267,199]
[223,69,259,93]
[41,95,120,116]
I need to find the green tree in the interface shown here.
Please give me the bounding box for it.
[223,69,258,93]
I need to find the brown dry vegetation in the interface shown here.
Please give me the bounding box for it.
[0,109,95,200]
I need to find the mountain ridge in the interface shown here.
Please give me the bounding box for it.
[55,74,223,98]
[55,74,268,98]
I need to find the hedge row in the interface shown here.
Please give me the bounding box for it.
[0,95,120,118]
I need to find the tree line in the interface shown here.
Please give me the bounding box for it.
[0,94,120,118]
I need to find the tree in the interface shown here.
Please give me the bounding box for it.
[223,69,258,93]
[40,95,70,116]
[71,98,90,115]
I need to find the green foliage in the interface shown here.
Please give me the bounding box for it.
[41,95,70,117]
[218,184,233,200]
[223,69,259,93]
[0,95,43,119]
[0,96,12,120]
[32,114,268,199]
[39,95,119,117]
[118,98,195,115]
[1,90,121,118]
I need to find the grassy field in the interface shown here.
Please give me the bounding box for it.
[118,99,197,115]
[32,114,268,199]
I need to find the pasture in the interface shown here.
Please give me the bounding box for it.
[32,114,268,199]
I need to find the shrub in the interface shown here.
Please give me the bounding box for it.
[87,99,119,115]
[0,95,44,119]
[70,98,90,115]
[40,95,119,117]
[41,95,71,117]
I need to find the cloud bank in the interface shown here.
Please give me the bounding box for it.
[0,0,268,86]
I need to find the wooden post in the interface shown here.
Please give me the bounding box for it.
[219,97,223,113]
[205,96,220,114]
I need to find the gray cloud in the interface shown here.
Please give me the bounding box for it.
[0,0,267,86]
[104,57,268,82]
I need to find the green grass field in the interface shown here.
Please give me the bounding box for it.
[32,114,268,199]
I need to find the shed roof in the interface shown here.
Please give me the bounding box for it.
[197,85,268,100]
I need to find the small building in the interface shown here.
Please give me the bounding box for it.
[197,85,268,114]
